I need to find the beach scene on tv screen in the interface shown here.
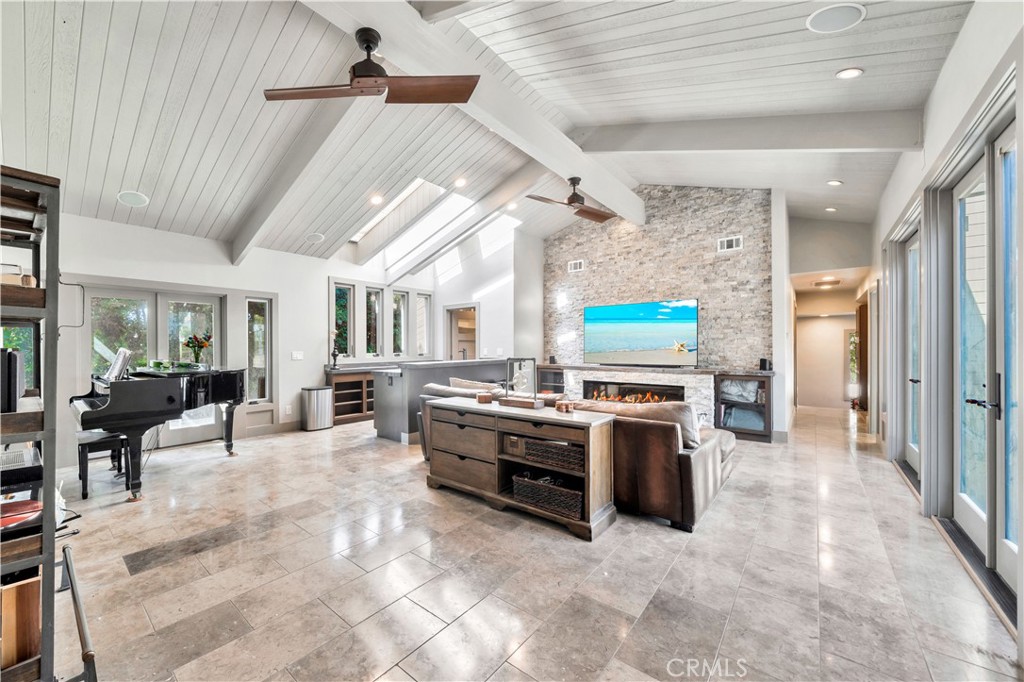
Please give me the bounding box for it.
[584,299,698,366]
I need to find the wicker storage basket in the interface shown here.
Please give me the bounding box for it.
[512,473,583,520]
[523,439,584,472]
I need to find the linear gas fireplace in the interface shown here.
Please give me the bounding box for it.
[582,380,685,404]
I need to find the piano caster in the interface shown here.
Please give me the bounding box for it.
[114,472,126,479]
[126,493,144,503]
[227,450,238,457]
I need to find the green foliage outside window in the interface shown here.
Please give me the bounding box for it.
[335,286,351,355]
[1,327,35,388]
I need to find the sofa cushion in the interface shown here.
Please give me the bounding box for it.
[573,400,701,449]
[491,388,565,406]
[450,377,503,390]
[421,383,490,399]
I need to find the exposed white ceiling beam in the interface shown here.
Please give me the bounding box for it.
[578,110,923,155]
[303,1,645,224]
[412,1,490,24]
[230,96,361,264]
[385,159,547,284]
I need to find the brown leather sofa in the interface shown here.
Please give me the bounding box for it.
[573,400,737,531]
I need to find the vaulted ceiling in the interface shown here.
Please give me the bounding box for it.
[0,0,976,265]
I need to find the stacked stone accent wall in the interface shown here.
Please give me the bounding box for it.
[543,185,773,370]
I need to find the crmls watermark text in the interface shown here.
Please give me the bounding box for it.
[666,658,748,678]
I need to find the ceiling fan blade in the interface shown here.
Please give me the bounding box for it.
[526,194,572,208]
[573,204,617,224]
[384,75,480,104]
[263,83,385,101]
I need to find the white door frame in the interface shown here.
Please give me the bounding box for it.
[904,231,923,475]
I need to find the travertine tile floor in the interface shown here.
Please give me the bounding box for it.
[53,408,1019,682]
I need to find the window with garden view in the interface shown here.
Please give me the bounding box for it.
[393,292,408,356]
[366,288,382,355]
[248,299,269,401]
[334,284,352,356]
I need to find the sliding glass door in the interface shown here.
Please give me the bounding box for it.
[954,124,1019,591]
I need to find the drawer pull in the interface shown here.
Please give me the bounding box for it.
[457,455,467,461]
[457,424,467,430]
[457,411,467,416]
[532,422,544,428]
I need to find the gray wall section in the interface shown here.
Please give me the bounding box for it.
[543,185,773,370]
[789,217,874,274]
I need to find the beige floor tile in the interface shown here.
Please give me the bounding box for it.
[401,595,540,681]
[232,553,365,628]
[143,555,286,630]
[174,599,348,681]
[287,598,445,681]
[321,553,444,625]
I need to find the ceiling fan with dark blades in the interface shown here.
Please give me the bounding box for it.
[526,177,617,224]
[264,27,480,105]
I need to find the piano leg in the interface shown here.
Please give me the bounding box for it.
[123,431,146,502]
[220,401,242,457]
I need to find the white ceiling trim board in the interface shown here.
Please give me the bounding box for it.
[579,110,923,154]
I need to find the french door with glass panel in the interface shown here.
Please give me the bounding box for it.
[954,125,1019,590]
[87,289,223,448]
[904,231,922,475]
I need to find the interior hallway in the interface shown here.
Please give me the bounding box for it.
[53,409,1018,682]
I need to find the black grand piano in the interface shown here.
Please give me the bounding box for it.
[70,350,244,500]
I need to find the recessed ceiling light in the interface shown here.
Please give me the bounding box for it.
[806,3,866,33]
[370,195,384,205]
[822,276,837,281]
[835,67,864,80]
[827,180,844,186]
[820,314,830,317]
[506,202,517,210]
[117,190,149,208]
[825,207,838,212]
[454,177,467,188]
[305,232,325,244]
[820,285,834,290]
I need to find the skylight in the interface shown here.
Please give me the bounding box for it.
[478,215,520,257]
[350,178,441,243]
[385,192,477,271]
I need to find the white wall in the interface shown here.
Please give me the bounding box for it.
[772,189,795,435]
[432,221,516,359]
[513,231,545,361]
[796,315,855,409]
[790,217,874,274]
[56,214,431,467]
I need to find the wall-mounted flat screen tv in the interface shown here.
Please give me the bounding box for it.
[584,298,698,367]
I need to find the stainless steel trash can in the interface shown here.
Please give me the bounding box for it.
[301,386,333,431]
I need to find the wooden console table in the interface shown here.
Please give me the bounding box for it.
[425,397,615,540]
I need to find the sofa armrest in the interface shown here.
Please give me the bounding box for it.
[677,436,723,530]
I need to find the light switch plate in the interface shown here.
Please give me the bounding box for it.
[284,405,293,416]
[291,351,303,361]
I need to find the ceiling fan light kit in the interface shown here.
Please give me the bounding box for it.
[264,27,480,105]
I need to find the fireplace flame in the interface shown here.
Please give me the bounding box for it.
[591,390,667,404]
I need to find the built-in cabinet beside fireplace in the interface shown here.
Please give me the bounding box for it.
[715,373,773,442]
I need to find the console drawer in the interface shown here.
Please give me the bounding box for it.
[431,450,496,492]
[432,407,496,430]
[431,421,496,462]
[497,417,585,444]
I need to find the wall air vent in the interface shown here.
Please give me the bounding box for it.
[717,235,743,252]
[567,259,585,273]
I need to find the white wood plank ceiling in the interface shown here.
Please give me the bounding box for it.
[452,1,971,126]
[0,0,979,256]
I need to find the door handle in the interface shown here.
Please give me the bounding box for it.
[908,379,921,384]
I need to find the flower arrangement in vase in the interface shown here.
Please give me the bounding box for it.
[183,332,212,365]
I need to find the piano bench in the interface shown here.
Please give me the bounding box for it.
[76,430,128,499]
